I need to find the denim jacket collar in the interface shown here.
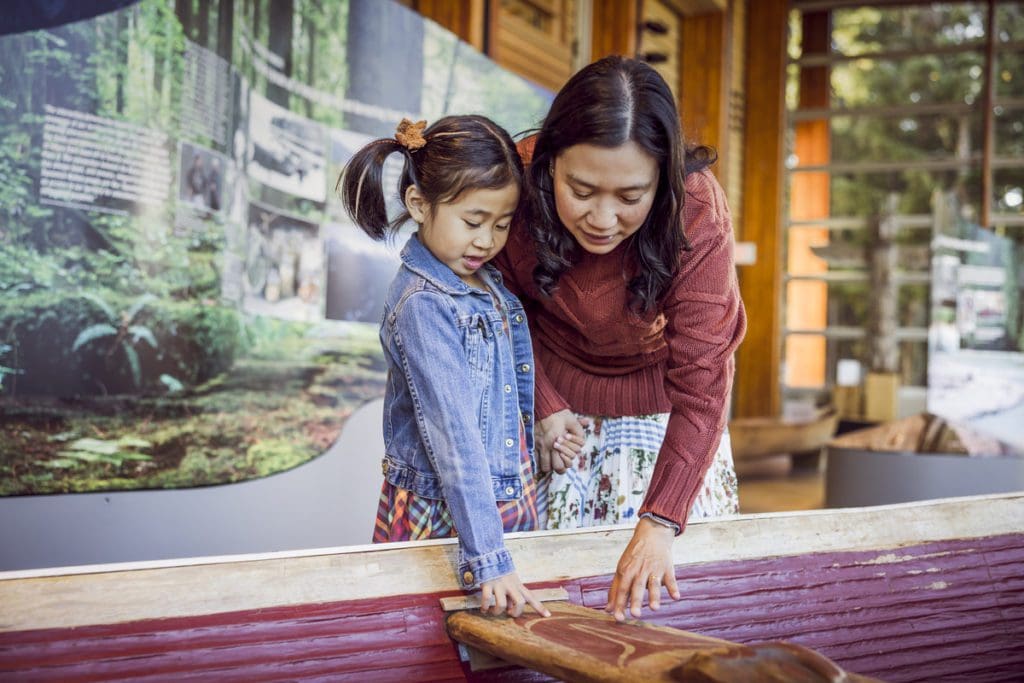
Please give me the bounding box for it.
[401,232,505,295]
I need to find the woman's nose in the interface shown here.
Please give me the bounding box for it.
[587,204,617,230]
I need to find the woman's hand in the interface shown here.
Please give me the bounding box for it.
[605,517,680,621]
[480,573,551,618]
[537,409,588,473]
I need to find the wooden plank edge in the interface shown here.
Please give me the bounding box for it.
[0,493,1020,633]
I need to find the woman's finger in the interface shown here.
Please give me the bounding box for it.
[628,570,647,618]
[664,567,681,600]
[648,574,662,611]
[609,564,638,621]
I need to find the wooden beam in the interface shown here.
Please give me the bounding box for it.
[680,9,729,182]
[590,0,639,59]
[734,0,787,418]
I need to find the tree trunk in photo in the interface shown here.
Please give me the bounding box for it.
[175,0,193,41]
[197,0,211,49]
[266,0,294,107]
[217,0,235,62]
[304,1,318,119]
[114,9,129,114]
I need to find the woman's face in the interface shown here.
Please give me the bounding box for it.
[551,141,659,255]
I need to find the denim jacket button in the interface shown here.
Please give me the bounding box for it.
[514,314,523,323]
[504,384,512,393]
[522,413,531,424]
[505,486,516,496]
[519,363,530,372]
[505,438,514,447]
[463,571,474,584]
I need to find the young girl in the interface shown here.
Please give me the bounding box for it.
[338,116,550,618]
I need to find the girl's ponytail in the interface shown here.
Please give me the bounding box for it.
[338,115,522,241]
[337,137,406,241]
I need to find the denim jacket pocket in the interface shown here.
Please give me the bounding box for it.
[461,313,493,374]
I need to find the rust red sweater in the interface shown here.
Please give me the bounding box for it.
[494,167,747,530]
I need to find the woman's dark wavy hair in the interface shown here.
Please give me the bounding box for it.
[523,55,716,313]
[337,114,523,240]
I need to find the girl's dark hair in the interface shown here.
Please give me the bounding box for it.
[338,115,523,240]
[523,55,717,313]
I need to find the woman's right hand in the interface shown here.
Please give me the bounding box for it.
[537,409,588,474]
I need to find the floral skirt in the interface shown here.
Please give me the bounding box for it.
[537,413,739,530]
[372,424,538,542]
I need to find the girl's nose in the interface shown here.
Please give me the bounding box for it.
[474,229,495,249]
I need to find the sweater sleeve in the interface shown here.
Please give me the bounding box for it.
[638,171,747,531]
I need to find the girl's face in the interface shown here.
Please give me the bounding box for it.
[405,182,519,287]
[551,141,659,255]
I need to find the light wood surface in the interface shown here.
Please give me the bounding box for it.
[2,493,1021,633]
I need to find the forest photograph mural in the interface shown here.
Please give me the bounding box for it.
[0,0,551,496]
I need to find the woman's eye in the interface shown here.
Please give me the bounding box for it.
[495,223,510,231]
[572,191,592,200]
[464,220,481,228]
[621,196,642,205]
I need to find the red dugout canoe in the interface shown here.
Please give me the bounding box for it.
[1,492,1021,681]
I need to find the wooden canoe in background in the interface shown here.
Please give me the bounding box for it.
[1,492,1022,681]
[729,407,839,460]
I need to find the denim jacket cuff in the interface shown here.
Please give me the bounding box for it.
[458,547,515,590]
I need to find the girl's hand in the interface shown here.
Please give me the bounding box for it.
[605,517,680,621]
[480,573,551,618]
[537,410,588,473]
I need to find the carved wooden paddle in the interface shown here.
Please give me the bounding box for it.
[447,600,882,682]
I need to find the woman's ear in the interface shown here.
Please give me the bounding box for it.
[404,185,428,224]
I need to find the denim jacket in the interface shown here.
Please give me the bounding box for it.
[380,234,535,589]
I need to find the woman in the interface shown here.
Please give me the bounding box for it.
[495,56,747,621]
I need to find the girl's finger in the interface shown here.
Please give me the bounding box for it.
[524,588,551,618]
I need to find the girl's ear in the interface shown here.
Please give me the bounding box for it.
[404,185,428,225]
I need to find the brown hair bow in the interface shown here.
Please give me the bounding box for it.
[395,118,427,151]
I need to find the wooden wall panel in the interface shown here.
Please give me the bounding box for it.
[734,0,787,418]
[639,0,682,100]
[680,8,728,181]
[590,0,639,60]
[488,0,577,93]
[412,0,486,51]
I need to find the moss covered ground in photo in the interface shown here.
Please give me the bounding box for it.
[0,322,386,496]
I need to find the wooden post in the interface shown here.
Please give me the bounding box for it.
[865,193,901,420]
